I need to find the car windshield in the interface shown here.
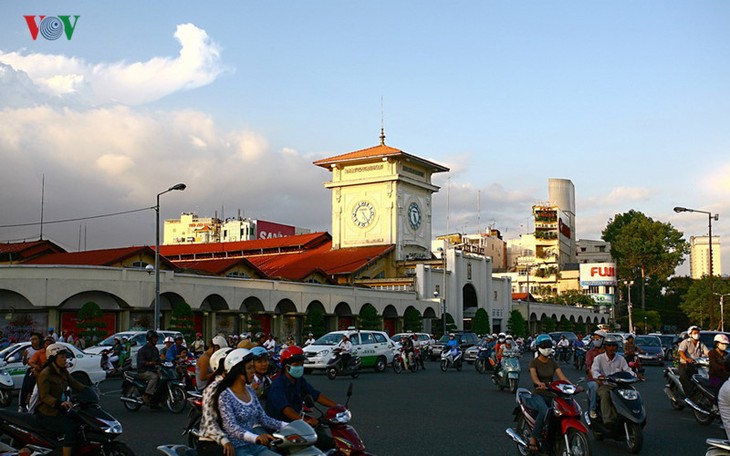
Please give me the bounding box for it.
[0,344,18,357]
[313,333,345,346]
[438,335,460,343]
[635,336,660,347]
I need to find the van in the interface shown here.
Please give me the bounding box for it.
[302,329,396,373]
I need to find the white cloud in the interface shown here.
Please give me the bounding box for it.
[0,23,223,106]
[703,163,730,196]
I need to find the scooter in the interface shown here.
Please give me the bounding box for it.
[120,361,187,413]
[0,387,134,456]
[305,383,374,456]
[685,370,720,425]
[392,349,416,374]
[491,349,521,393]
[440,347,463,372]
[584,371,645,454]
[182,391,202,449]
[157,420,326,456]
[706,438,730,456]
[506,380,590,456]
[573,346,587,371]
[326,349,361,380]
[664,357,709,411]
[474,346,493,374]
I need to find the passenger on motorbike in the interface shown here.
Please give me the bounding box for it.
[265,346,338,451]
[401,335,414,369]
[412,334,425,369]
[214,348,286,456]
[160,336,174,360]
[19,332,43,412]
[197,335,229,391]
[137,330,161,406]
[250,346,273,406]
[527,334,573,453]
[678,325,709,397]
[166,334,187,362]
[708,334,730,390]
[590,335,636,425]
[36,343,87,456]
[198,347,234,456]
[585,329,607,419]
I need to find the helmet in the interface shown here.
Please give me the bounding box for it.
[281,346,305,365]
[164,336,174,344]
[688,325,700,333]
[48,327,54,332]
[715,334,730,344]
[535,334,552,348]
[498,332,506,338]
[593,330,607,338]
[603,335,619,346]
[212,335,228,348]
[146,330,159,342]
[196,332,203,338]
[506,335,513,340]
[626,334,635,340]
[174,334,184,341]
[210,347,233,371]
[46,343,70,358]
[224,348,253,373]
[250,346,269,358]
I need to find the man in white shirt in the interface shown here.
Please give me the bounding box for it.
[590,335,635,424]
[303,333,316,347]
[263,334,276,354]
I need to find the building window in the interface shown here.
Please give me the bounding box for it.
[598,245,606,252]
[580,247,587,252]
[494,290,498,301]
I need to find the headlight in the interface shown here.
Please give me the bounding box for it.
[617,389,639,401]
[334,410,352,424]
[319,350,330,357]
[97,417,123,434]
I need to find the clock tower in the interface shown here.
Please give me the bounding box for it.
[314,132,449,261]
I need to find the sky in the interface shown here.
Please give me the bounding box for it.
[1,1,729,276]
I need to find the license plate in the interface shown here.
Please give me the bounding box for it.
[304,359,313,364]
[508,372,519,379]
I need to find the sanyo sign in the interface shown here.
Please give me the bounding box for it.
[579,262,617,287]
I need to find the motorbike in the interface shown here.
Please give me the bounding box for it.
[182,391,203,449]
[491,349,521,393]
[664,357,709,411]
[305,383,374,456]
[440,347,463,372]
[706,438,730,456]
[392,349,417,374]
[0,366,14,407]
[326,349,361,380]
[685,369,720,425]
[120,361,187,413]
[0,387,134,456]
[157,420,326,455]
[506,380,590,456]
[583,371,645,454]
[474,346,493,374]
[573,347,587,371]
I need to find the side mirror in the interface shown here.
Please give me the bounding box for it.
[7,356,17,364]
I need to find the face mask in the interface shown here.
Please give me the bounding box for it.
[691,334,700,340]
[499,338,505,343]
[593,339,603,348]
[538,348,552,357]
[288,365,304,378]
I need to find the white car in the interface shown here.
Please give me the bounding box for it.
[303,329,395,373]
[84,330,183,369]
[0,342,106,388]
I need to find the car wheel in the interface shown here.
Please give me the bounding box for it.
[374,356,387,373]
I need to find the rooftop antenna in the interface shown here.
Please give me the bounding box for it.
[477,190,481,234]
[379,96,386,145]
[446,176,451,234]
[39,174,45,240]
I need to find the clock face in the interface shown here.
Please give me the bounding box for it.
[408,202,422,230]
[352,201,375,227]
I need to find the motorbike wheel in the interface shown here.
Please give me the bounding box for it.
[515,416,531,456]
[440,360,449,372]
[166,384,187,414]
[327,367,338,380]
[669,384,685,411]
[409,360,418,373]
[0,389,11,407]
[122,384,142,411]
[475,358,486,374]
[692,393,715,425]
[351,367,360,379]
[393,360,403,374]
[105,441,136,456]
[559,429,591,456]
[509,378,519,394]
[625,422,643,454]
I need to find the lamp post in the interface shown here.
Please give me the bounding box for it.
[155,183,186,331]
[437,247,447,336]
[674,206,720,327]
[625,280,634,334]
[715,292,730,332]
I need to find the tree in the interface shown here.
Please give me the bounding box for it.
[602,210,689,311]
[558,316,574,331]
[552,290,595,307]
[472,308,491,336]
[657,276,693,331]
[403,307,423,332]
[303,308,326,338]
[358,304,381,330]
[681,276,730,329]
[169,302,194,342]
[507,310,527,337]
[540,316,557,333]
[77,301,107,345]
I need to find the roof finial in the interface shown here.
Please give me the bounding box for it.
[380,96,386,145]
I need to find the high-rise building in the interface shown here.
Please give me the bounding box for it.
[690,235,722,279]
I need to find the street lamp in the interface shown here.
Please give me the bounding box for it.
[674,206,720,327]
[625,280,634,334]
[155,183,186,330]
[715,292,730,332]
[437,247,447,336]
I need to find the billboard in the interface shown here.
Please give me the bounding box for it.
[580,262,617,287]
[256,220,296,239]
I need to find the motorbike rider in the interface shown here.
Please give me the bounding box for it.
[137,330,161,406]
[678,325,709,397]
[585,329,606,419]
[336,334,354,369]
[590,335,636,425]
[708,334,730,390]
[192,332,206,358]
[197,335,229,390]
[446,333,459,356]
[198,347,234,456]
[214,348,286,456]
[160,336,174,360]
[400,335,413,369]
[250,346,273,406]
[303,333,316,347]
[412,334,425,369]
[557,335,570,363]
[36,343,87,456]
[527,334,574,453]
[265,346,338,451]
[19,332,43,413]
[166,334,187,362]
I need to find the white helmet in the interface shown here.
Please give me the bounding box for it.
[593,330,607,338]
[210,347,233,372]
[498,332,506,338]
[715,334,730,345]
[163,336,174,344]
[224,348,252,373]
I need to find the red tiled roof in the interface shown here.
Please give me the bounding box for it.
[512,293,537,301]
[313,143,449,172]
[0,240,66,261]
[158,232,331,259]
[173,257,267,277]
[24,246,177,269]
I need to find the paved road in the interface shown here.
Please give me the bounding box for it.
[96,357,726,455]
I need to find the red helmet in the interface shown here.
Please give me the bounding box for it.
[281,345,305,365]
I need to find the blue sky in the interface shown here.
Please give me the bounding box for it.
[1,1,729,276]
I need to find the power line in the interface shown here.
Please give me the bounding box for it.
[0,206,154,229]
